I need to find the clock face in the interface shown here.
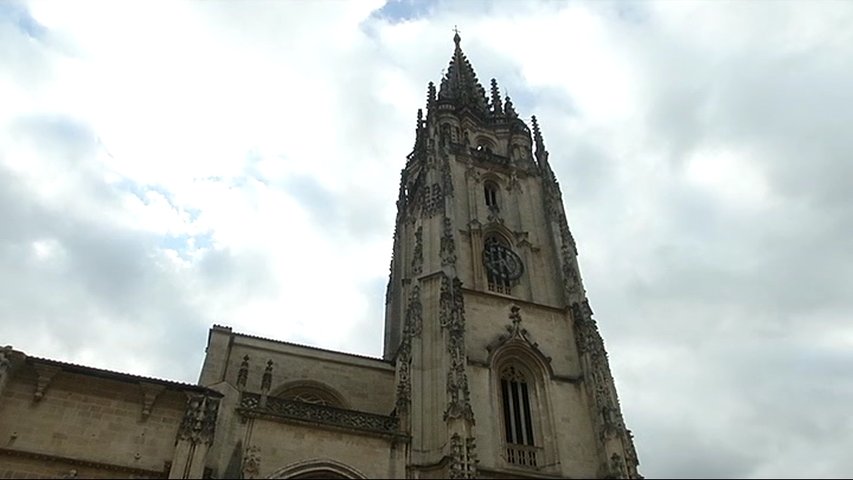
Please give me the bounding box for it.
[483,238,524,281]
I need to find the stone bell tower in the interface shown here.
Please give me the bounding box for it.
[384,33,641,479]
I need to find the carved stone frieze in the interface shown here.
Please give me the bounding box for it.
[177,394,220,445]
[238,392,399,435]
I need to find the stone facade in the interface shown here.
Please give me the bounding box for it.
[0,34,640,479]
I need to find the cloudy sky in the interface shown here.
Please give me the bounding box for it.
[2,0,852,477]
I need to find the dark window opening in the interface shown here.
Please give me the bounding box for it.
[484,182,498,208]
[501,366,538,467]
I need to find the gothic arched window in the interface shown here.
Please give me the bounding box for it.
[500,364,539,467]
[483,235,523,295]
[501,365,534,446]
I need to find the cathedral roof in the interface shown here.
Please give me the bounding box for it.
[437,31,490,115]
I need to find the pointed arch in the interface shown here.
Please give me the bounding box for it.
[489,337,556,470]
[268,458,367,479]
[271,380,349,410]
[482,223,514,246]
[488,337,555,381]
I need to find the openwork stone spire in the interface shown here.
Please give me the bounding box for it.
[437,32,489,115]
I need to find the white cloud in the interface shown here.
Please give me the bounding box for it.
[2,0,852,478]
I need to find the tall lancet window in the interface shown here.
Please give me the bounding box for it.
[483,235,523,295]
[500,365,538,467]
[484,181,499,209]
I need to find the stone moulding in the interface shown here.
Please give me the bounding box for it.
[0,447,166,478]
[238,392,401,437]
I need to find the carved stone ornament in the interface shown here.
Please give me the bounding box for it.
[411,226,423,275]
[609,452,626,479]
[395,285,422,415]
[423,183,444,217]
[139,382,166,421]
[440,216,457,266]
[0,345,19,397]
[571,301,640,477]
[242,445,261,479]
[508,169,522,193]
[437,149,454,197]
[261,360,273,392]
[177,394,220,445]
[236,355,249,390]
[485,305,553,367]
[33,364,61,403]
[440,275,474,422]
[449,433,478,479]
[486,204,504,225]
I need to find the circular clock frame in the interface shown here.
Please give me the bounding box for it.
[483,240,524,281]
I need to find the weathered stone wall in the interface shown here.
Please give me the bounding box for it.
[240,418,405,479]
[201,328,397,416]
[0,356,211,479]
[463,290,599,478]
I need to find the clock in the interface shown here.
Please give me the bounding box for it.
[483,237,524,281]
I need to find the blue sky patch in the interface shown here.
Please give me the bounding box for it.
[0,1,48,41]
[370,0,439,24]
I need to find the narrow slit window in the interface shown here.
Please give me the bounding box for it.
[484,182,498,208]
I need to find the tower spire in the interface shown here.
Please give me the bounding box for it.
[531,115,557,184]
[437,29,489,115]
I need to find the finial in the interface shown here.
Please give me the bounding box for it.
[453,25,461,45]
[261,359,273,391]
[490,78,503,115]
[504,95,517,118]
[531,115,542,142]
[427,81,436,107]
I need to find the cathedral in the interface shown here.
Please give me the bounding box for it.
[0,34,640,479]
